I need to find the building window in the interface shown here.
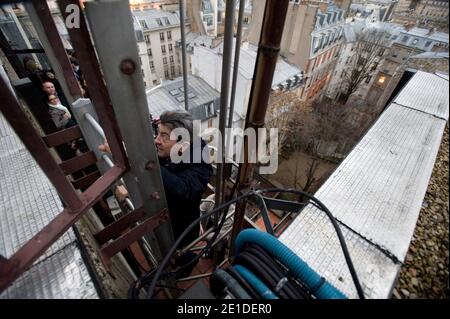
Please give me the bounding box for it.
[167,30,172,40]
[156,18,163,26]
[161,45,166,54]
[401,36,409,43]
[164,70,170,79]
[365,76,372,84]
[378,75,386,84]
[160,32,165,41]
[378,48,385,56]
[412,38,419,45]
[148,48,152,57]
[150,61,155,72]
[144,35,150,43]
[164,17,170,25]
[163,57,167,64]
[169,55,174,63]
[168,43,173,52]
[371,62,378,71]
[205,102,215,117]
[171,65,175,76]
[425,41,432,47]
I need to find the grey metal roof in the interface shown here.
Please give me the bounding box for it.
[279,71,449,298]
[133,9,180,31]
[0,113,98,299]
[226,42,304,89]
[410,51,449,59]
[146,75,221,121]
[393,70,449,121]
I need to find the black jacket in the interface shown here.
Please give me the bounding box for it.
[159,139,213,247]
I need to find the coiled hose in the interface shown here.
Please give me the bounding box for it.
[210,269,252,299]
[234,265,278,299]
[235,229,347,299]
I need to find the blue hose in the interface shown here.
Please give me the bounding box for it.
[235,229,347,299]
[234,265,278,299]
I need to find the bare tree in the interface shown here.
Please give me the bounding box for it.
[339,28,391,104]
[266,90,306,157]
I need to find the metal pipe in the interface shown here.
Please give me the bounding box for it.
[176,258,229,282]
[179,0,189,110]
[85,113,106,139]
[230,0,290,251]
[215,0,236,208]
[273,211,293,232]
[227,0,246,129]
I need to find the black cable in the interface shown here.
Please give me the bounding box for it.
[234,251,297,299]
[225,267,261,299]
[245,245,311,299]
[248,244,312,298]
[145,187,365,299]
[257,188,365,299]
[210,269,251,299]
[130,196,234,298]
[146,191,256,298]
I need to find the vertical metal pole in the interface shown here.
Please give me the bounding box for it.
[23,1,83,105]
[179,0,189,110]
[215,0,236,208]
[227,0,245,129]
[230,0,290,252]
[84,0,173,259]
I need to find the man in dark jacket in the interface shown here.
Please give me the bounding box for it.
[109,110,213,247]
[155,111,213,246]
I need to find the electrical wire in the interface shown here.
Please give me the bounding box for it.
[146,191,256,298]
[225,266,261,299]
[257,188,365,299]
[244,244,311,299]
[234,251,298,299]
[144,187,365,299]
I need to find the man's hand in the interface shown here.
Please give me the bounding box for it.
[115,185,129,202]
[98,140,111,153]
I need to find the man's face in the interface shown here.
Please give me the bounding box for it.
[155,124,177,158]
[42,82,56,95]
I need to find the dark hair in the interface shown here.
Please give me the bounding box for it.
[159,110,193,141]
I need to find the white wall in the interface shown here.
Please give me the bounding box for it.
[145,26,183,85]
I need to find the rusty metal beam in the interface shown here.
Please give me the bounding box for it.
[94,207,146,245]
[31,1,82,99]
[100,209,169,268]
[43,125,83,147]
[57,0,128,170]
[72,170,101,190]
[230,0,290,251]
[0,76,82,210]
[0,165,125,292]
[59,150,97,174]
